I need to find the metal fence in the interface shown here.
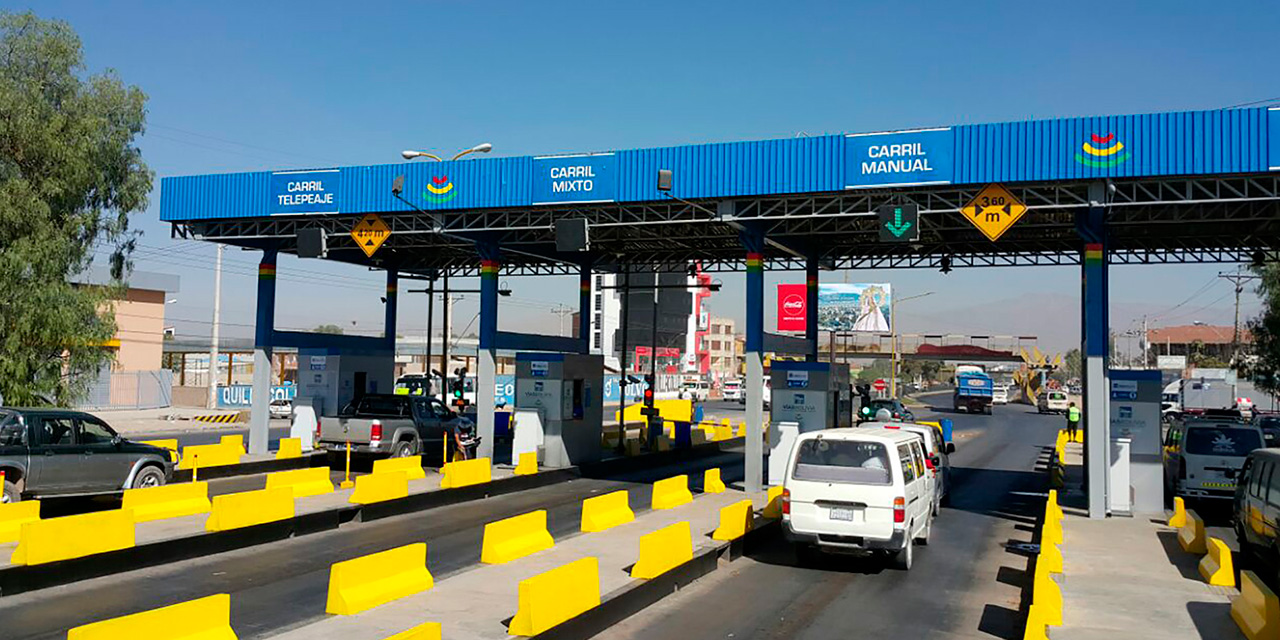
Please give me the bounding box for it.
[77,369,174,410]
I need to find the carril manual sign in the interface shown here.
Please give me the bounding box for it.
[845,128,953,189]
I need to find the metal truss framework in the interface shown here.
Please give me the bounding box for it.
[175,173,1280,277]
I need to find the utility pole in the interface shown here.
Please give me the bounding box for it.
[1141,315,1149,368]
[552,304,574,337]
[207,244,224,409]
[1219,268,1260,365]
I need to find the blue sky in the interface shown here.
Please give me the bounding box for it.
[21,0,1278,352]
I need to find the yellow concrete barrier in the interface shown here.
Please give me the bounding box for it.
[440,457,492,489]
[1042,505,1063,546]
[382,622,442,640]
[703,468,726,494]
[713,499,754,541]
[1032,561,1062,627]
[1047,489,1064,522]
[1232,570,1279,640]
[615,399,693,424]
[631,521,694,579]
[275,438,303,460]
[482,510,554,564]
[205,487,294,532]
[220,435,246,455]
[1199,537,1235,587]
[762,485,784,519]
[265,467,334,499]
[736,421,747,438]
[122,481,211,523]
[348,470,410,504]
[177,443,242,470]
[651,475,693,510]
[509,557,600,636]
[326,542,435,615]
[581,490,634,533]
[1040,540,1063,574]
[66,593,235,640]
[0,500,40,543]
[1168,496,1187,528]
[10,509,135,565]
[372,455,427,481]
[714,423,734,441]
[1022,603,1051,640]
[514,451,538,475]
[139,439,180,462]
[1178,509,1207,554]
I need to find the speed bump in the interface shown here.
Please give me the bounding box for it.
[220,435,246,455]
[762,485,784,519]
[440,457,492,489]
[326,542,434,615]
[508,557,600,636]
[481,510,554,564]
[1178,509,1207,554]
[266,467,334,499]
[1232,570,1279,640]
[712,499,754,541]
[651,475,693,510]
[514,451,538,476]
[1031,561,1063,626]
[703,468,727,494]
[205,487,294,532]
[275,437,303,460]
[1168,496,1187,528]
[11,508,135,565]
[177,443,242,470]
[0,499,40,543]
[348,470,410,505]
[631,521,694,579]
[66,593,235,640]
[372,455,427,481]
[382,622,442,640]
[580,490,634,533]
[1199,537,1236,587]
[123,481,211,522]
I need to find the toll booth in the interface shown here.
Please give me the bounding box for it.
[513,353,604,468]
[769,361,853,431]
[292,347,395,417]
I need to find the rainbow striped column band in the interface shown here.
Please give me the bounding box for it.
[1084,243,1104,265]
[258,262,276,279]
[746,252,763,273]
[580,272,591,293]
[806,272,818,288]
[480,259,501,278]
[386,282,397,296]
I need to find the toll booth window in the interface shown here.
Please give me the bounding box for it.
[1185,427,1262,457]
[792,439,890,485]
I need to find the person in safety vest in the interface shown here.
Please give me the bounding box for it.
[1067,402,1081,442]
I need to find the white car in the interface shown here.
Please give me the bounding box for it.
[722,379,743,401]
[859,421,951,510]
[1038,390,1069,414]
[269,398,293,419]
[992,386,1009,405]
[678,380,710,402]
[782,428,934,570]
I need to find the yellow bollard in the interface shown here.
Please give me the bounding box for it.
[1168,496,1187,529]
[340,441,354,489]
[703,468,726,494]
[191,452,199,483]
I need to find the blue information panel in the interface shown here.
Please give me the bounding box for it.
[844,128,953,189]
[532,154,616,204]
[270,169,341,215]
[1270,108,1280,171]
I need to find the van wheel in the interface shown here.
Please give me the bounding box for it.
[915,519,932,546]
[2,479,19,503]
[131,466,166,489]
[392,440,417,458]
[892,538,914,570]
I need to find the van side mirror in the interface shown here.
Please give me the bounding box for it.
[946,443,956,455]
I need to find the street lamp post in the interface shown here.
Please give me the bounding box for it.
[401,143,493,162]
[890,291,934,398]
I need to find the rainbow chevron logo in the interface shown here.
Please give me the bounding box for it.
[1075,133,1130,168]
[423,175,457,203]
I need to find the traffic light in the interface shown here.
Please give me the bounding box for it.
[639,375,659,417]
[451,367,468,408]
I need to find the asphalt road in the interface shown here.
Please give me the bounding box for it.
[1,447,745,640]
[128,424,293,449]
[599,401,1061,640]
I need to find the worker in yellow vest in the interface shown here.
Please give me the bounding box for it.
[1067,402,1081,442]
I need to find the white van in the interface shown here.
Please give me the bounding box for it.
[722,379,743,401]
[1163,418,1265,500]
[782,428,934,569]
[859,421,951,511]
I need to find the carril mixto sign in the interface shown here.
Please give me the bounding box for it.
[532,153,617,204]
[270,169,340,215]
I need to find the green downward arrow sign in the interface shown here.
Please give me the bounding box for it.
[885,207,913,237]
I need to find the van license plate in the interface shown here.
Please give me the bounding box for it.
[830,507,857,522]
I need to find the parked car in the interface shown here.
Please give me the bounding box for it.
[0,408,174,502]
[317,394,473,462]
[782,427,934,570]
[860,421,953,509]
[269,397,293,419]
[1254,414,1280,448]
[1038,390,1069,415]
[1164,418,1266,501]
[1234,448,1280,574]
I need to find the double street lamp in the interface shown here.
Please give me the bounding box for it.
[401,143,493,162]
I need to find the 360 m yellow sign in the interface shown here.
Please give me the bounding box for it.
[960,183,1027,242]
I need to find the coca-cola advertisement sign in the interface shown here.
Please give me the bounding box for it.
[776,284,807,332]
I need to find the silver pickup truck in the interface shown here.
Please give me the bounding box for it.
[317,394,471,461]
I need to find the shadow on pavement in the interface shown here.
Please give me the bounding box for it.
[1186,601,1243,640]
[742,528,891,575]
[978,603,1023,640]
[1156,530,1208,581]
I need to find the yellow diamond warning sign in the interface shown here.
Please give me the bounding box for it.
[350,213,390,258]
[960,184,1027,242]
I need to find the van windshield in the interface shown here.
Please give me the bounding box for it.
[792,439,891,485]
[1185,427,1263,457]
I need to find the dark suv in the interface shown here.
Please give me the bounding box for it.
[0,408,174,503]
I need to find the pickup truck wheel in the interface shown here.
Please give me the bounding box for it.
[392,440,417,458]
[2,479,19,503]
[132,466,166,489]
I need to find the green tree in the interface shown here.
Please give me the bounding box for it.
[0,12,151,405]
[1062,348,1082,380]
[1243,263,1280,395]
[312,324,345,335]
